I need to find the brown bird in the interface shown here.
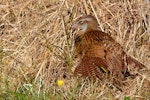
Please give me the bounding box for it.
[72,15,145,84]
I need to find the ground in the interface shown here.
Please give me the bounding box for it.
[0,0,150,99]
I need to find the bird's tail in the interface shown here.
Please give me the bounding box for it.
[126,55,146,69]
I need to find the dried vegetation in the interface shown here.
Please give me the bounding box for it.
[0,0,150,99]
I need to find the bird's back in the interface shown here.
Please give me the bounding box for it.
[74,30,127,80]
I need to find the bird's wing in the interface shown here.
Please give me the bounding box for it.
[81,30,127,79]
[73,56,109,80]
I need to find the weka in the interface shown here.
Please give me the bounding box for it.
[71,15,145,84]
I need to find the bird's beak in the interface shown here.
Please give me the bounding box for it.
[71,23,78,33]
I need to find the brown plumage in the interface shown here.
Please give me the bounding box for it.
[72,15,145,83]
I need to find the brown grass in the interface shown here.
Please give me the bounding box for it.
[0,0,150,99]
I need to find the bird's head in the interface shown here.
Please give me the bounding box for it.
[72,15,99,35]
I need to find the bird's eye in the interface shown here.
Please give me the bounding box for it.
[78,20,84,24]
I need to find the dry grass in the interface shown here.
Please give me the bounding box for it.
[0,0,150,99]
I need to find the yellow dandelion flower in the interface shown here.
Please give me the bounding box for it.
[3,59,9,65]
[57,80,64,87]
